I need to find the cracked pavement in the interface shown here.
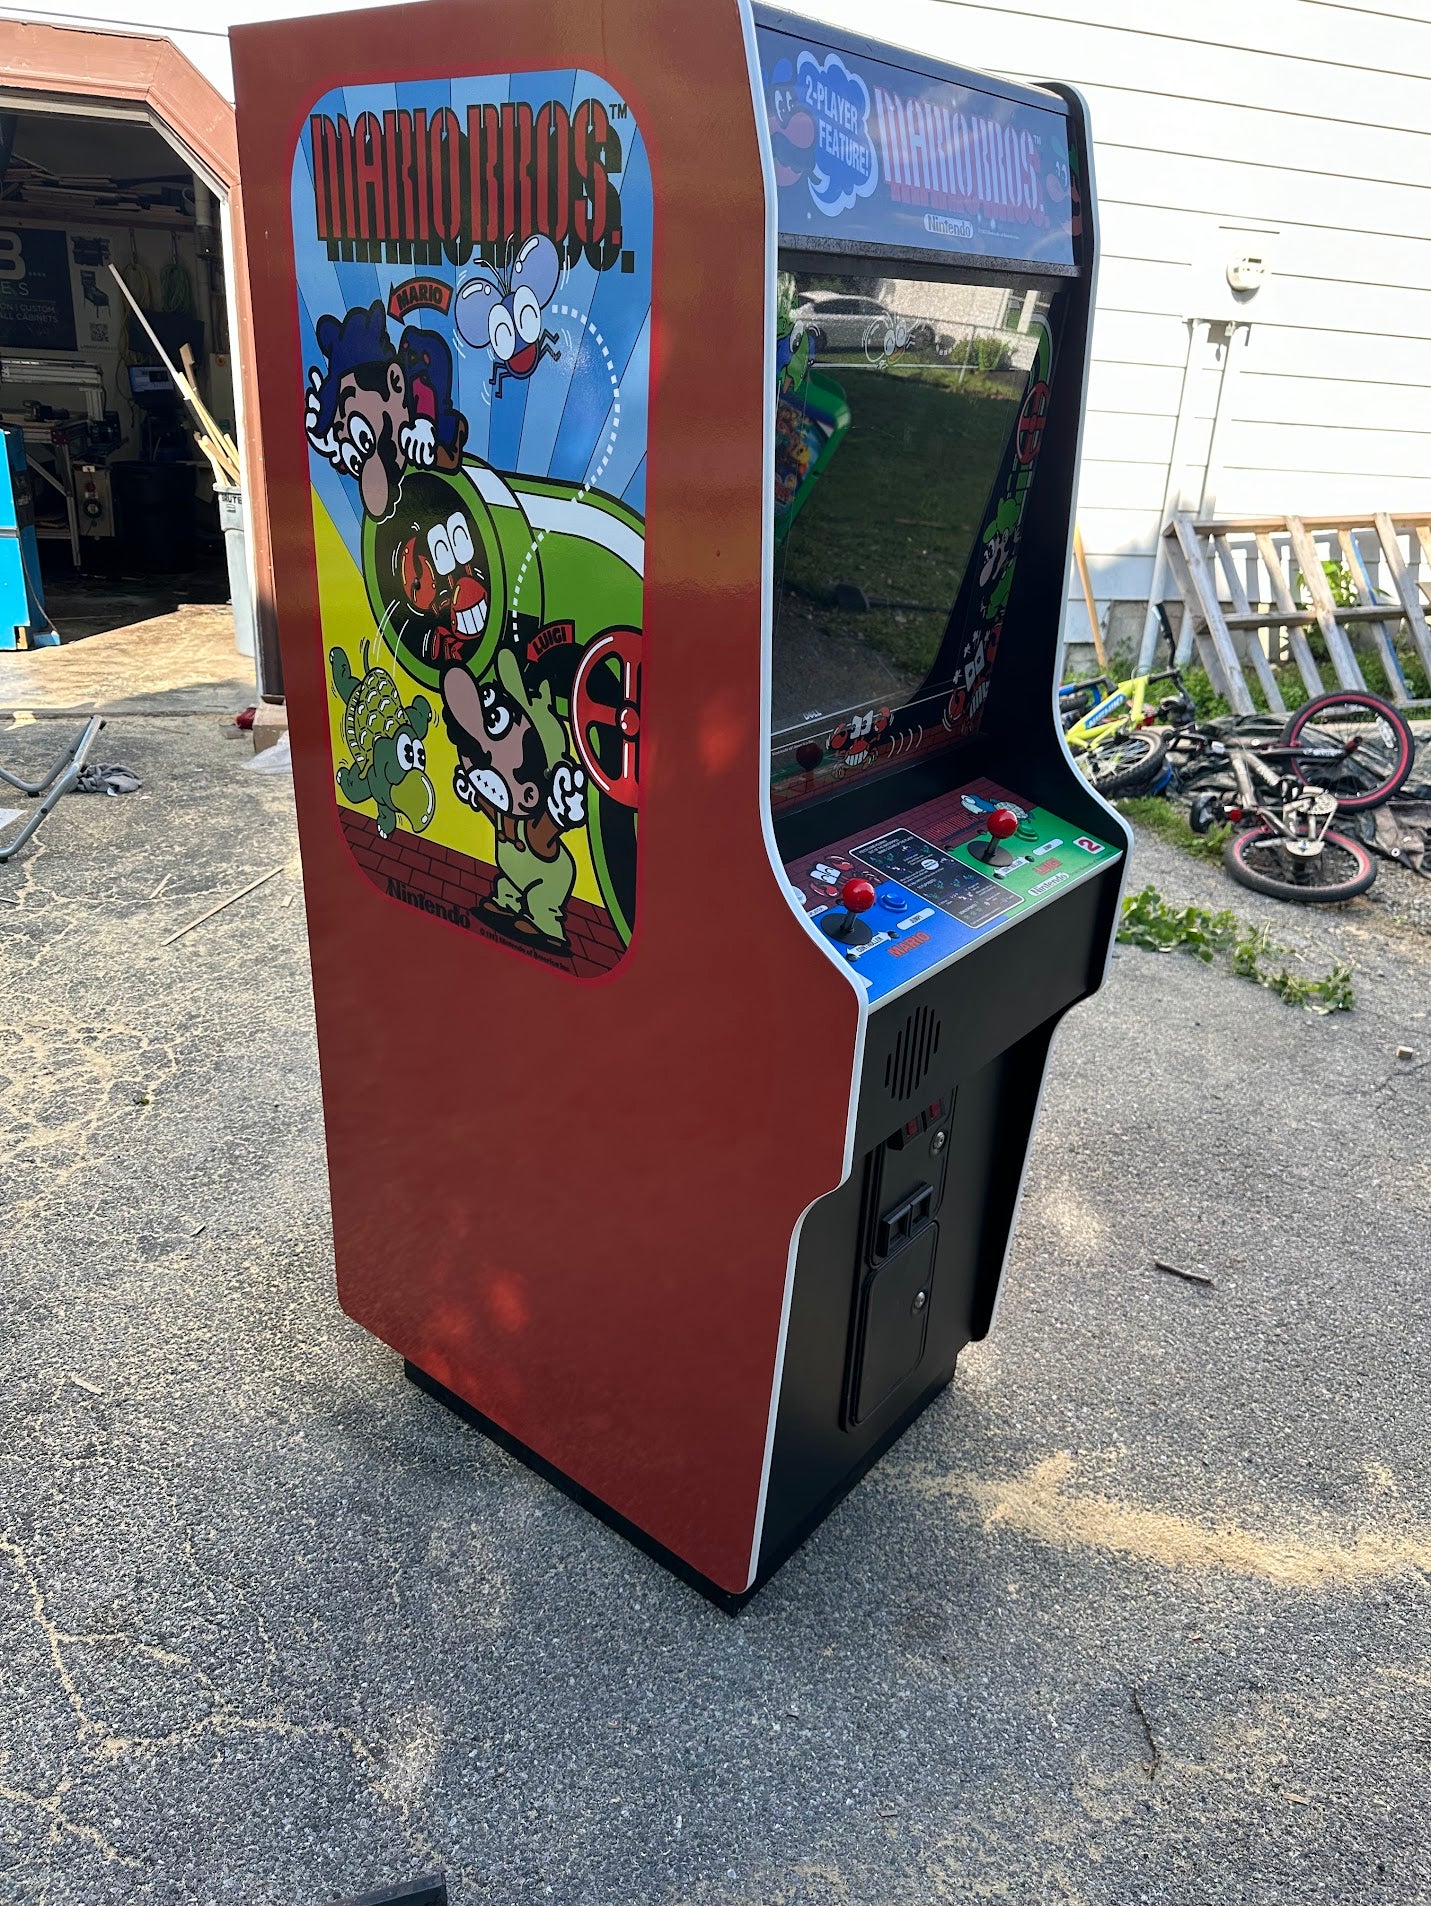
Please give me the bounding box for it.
[1,709,1429,1904]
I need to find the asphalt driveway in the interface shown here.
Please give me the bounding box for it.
[2,709,1428,1905]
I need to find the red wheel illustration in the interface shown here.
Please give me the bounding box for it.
[1017,381,1049,464]
[573,626,642,808]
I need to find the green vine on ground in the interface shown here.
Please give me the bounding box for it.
[1117,885,1355,1013]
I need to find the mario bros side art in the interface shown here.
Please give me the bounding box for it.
[293,75,649,972]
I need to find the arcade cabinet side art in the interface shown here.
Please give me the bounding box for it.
[294,80,649,979]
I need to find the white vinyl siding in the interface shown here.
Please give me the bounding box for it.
[807,0,1431,640]
[6,0,1428,643]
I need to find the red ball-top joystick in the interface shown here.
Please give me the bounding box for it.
[822,875,877,945]
[840,875,877,918]
[971,805,1021,866]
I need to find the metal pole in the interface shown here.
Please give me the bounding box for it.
[1136,318,1207,671]
[1198,322,1248,519]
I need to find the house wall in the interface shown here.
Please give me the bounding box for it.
[10,0,1428,651]
[803,0,1431,652]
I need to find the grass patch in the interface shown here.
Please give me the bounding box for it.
[1177,664,1228,722]
[1117,884,1354,1012]
[1116,795,1229,864]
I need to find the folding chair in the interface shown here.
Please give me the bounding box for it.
[0,716,105,864]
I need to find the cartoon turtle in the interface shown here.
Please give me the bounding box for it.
[330,641,436,839]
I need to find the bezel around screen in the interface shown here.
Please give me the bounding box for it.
[770,255,1065,814]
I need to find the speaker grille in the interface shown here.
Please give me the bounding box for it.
[884,1005,942,1102]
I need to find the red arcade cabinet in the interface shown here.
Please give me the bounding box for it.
[233,0,1128,1605]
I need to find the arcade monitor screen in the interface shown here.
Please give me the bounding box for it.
[771,266,1062,813]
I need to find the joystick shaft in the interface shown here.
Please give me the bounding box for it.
[970,806,1020,866]
[821,876,877,945]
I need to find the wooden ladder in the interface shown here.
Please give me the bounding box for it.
[1162,511,1431,716]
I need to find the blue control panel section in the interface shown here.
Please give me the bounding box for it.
[784,781,1120,1005]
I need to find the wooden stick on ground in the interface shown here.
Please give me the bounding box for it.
[1153,1257,1216,1288]
[161,865,283,947]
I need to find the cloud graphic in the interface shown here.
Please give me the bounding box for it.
[795,50,879,218]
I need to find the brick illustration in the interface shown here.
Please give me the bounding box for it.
[339,807,626,976]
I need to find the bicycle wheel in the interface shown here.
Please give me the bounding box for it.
[1280,692,1415,811]
[1081,730,1169,796]
[1223,825,1376,903]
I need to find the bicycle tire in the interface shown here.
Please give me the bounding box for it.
[1081,730,1169,796]
[1223,825,1376,903]
[1280,692,1415,812]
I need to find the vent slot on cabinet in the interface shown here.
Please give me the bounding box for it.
[883,1005,942,1102]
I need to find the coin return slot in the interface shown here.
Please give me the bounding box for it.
[874,1182,934,1260]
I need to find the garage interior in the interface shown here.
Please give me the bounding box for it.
[0,104,240,650]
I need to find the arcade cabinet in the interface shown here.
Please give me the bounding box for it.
[0,429,52,649]
[233,0,1128,1605]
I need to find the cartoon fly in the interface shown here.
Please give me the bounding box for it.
[454,234,562,396]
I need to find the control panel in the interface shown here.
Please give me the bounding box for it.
[785,778,1120,1005]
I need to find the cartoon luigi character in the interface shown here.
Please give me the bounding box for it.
[441,646,587,956]
[305,300,468,521]
[776,271,813,397]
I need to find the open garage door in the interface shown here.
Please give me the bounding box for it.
[0,19,277,695]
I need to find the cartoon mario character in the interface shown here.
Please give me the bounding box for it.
[305,301,468,520]
[441,647,587,956]
[767,58,816,187]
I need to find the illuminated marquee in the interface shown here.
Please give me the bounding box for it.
[873,86,1045,225]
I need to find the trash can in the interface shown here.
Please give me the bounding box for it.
[215,486,255,659]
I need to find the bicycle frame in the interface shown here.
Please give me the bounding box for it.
[1183,734,1340,856]
[1061,667,1188,755]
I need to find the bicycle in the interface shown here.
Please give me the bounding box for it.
[1059,628,1193,798]
[1172,689,1416,903]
